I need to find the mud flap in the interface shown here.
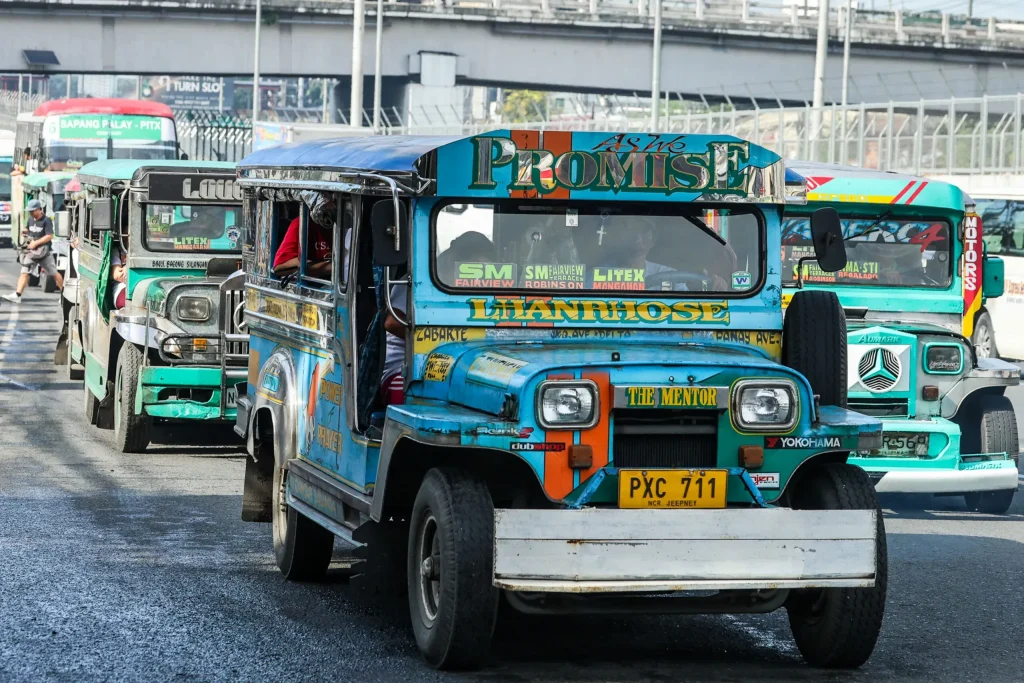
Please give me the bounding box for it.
[241,453,273,522]
[54,325,69,366]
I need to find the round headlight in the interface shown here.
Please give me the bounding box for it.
[176,296,212,322]
[538,381,598,429]
[733,381,797,431]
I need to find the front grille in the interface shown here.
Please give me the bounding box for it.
[848,398,910,418]
[613,409,718,469]
[220,288,250,361]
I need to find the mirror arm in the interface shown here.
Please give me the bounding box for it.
[384,267,411,328]
[795,256,814,290]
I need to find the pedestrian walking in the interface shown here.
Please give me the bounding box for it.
[3,199,63,303]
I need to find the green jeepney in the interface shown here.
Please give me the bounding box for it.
[782,163,1020,513]
[15,171,76,291]
[72,159,248,452]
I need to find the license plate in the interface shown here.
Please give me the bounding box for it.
[618,469,727,509]
[225,385,239,408]
[882,432,929,456]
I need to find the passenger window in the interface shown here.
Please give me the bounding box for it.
[269,200,301,283]
[978,198,1024,257]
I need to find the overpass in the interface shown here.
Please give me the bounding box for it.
[4,0,1024,105]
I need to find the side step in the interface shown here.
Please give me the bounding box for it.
[286,458,373,543]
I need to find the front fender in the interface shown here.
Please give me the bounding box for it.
[248,346,299,470]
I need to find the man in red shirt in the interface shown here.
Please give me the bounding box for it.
[273,193,335,278]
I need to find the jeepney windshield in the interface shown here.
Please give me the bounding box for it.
[0,157,11,199]
[433,202,763,295]
[144,204,242,253]
[41,114,177,170]
[781,216,952,288]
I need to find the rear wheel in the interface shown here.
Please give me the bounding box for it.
[407,468,498,670]
[43,275,58,293]
[963,394,1017,514]
[783,290,847,408]
[272,465,333,580]
[27,273,40,288]
[787,463,886,668]
[114,343,150,453]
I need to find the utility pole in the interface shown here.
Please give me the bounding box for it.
[812,0,831,110]
[649,0,663,130]
[967,0,973,18]
[351,0,366,128]
[372,0,383,132]
[841,0,853,106]
[252,0,262,126]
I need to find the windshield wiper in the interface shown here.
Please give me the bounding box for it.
[844,211,892,243]
[682,214,726,246]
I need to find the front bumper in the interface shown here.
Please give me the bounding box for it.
[852,419,1019,493]
[493,508,878,593]
[139,366,242,421]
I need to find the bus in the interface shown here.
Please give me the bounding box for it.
[11,98,180,279]
[928,174,1024,359]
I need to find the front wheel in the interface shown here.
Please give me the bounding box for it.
[787,463,887,668]
[114,343,150,453]
[963,394,1018,514]
[407,468,498,670]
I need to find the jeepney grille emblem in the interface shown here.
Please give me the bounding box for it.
[858,348,901,393]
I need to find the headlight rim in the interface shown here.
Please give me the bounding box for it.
[175,295,213,322]
[535,379,600,431]
[923,342,964,375]
[730,378,800,433]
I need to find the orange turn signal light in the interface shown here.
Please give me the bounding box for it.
[739,445,764,469]
[922,385,939,401]
[568,444,593,470]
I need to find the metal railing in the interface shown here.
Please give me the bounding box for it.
[7,0,1024,48]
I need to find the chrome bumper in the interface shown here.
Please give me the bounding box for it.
[873,466,1020,494]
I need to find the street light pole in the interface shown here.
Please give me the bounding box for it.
[841,0,853,106]
[812,0,830,110]
[372,0,383,133]
[649,0,663,130]
[252,0,262,126]
[351,0,366,128]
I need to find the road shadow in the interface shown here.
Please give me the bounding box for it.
[880,491,1024,522]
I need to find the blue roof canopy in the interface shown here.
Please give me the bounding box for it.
[238,135,460,174]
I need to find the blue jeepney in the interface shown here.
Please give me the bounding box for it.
[235,131,886,670]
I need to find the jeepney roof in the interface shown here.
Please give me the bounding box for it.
[788,161,967,211]
[77,160,236,188]
[33,98,174,119]
[237,130,789,204]
[21,171,76,190]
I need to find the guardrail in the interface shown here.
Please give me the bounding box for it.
[6,0,1024,48]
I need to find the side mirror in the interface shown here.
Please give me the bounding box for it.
[809,207,847,273]
[983,254,1005,299]
[54,211,71,238]
[371,199,409,267]
[90,198,114,232]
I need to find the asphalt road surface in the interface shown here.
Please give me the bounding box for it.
[1,257,1023,683]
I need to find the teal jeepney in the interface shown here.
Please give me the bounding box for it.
[16,171,76,291]
[73,159,247,453]
[783,162,1020,513]
[235,132,887,670]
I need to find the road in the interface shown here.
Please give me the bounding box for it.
[1,257,1023,683]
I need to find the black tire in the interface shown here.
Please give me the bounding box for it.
[84,380,99,426]
[114,344,150,453]
[407,468,498,670]
[272,465,334,581]
[783,290,848,408]
[787,463,887,668]
[971,312,998,359]
[27,273,40,288]
[43,275,58,293]
[963,395,1017,514]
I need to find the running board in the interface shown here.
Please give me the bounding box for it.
[285,458,373,540]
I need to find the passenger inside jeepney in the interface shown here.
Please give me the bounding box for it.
[273,191,335,279]
[380,231,495,405]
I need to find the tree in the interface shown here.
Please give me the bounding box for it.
[502,90,547,123]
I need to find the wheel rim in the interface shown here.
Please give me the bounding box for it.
[975,324,993,358]
[114,362,123,435]
[417,513,442,623]
[273,468,288,542]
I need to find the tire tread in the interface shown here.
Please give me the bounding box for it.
[783,291,848,408]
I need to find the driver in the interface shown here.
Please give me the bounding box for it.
[273,191,335,278]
